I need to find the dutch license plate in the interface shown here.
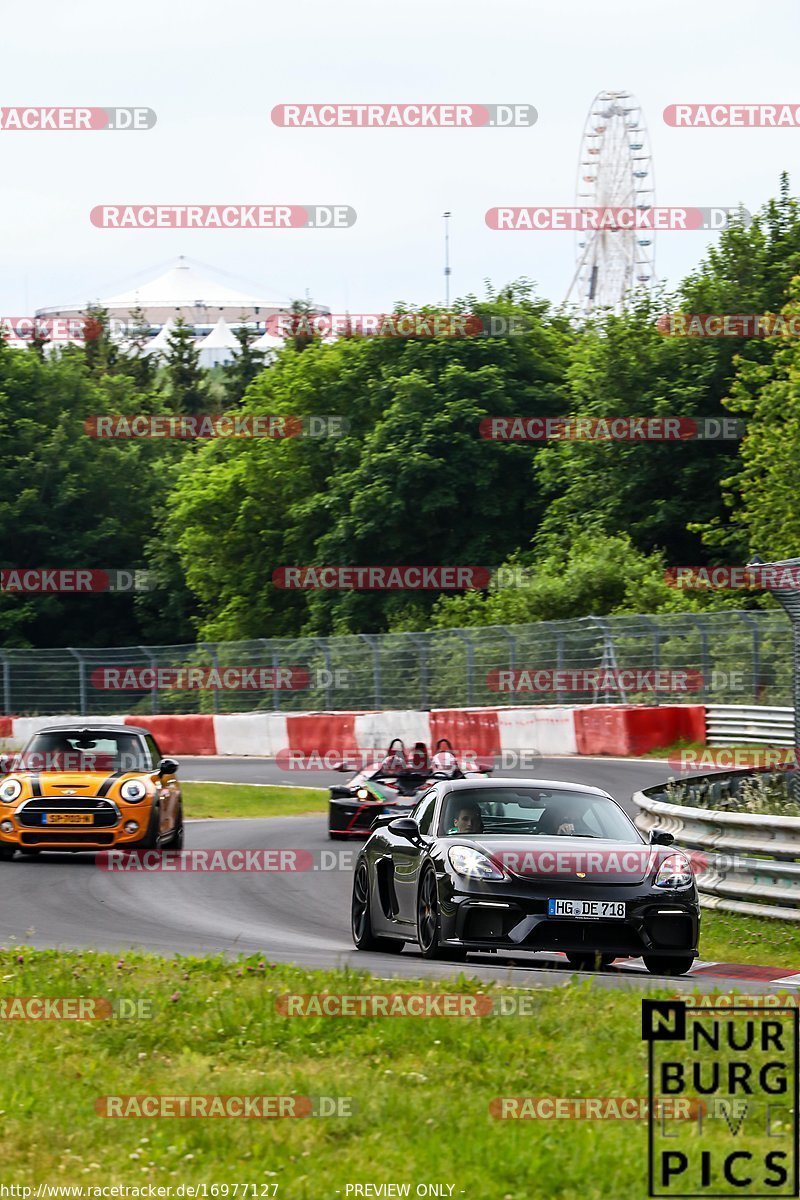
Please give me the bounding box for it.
[547,899,625,919]
[43,813,94,825]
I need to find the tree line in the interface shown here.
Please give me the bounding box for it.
[3,177,800,648]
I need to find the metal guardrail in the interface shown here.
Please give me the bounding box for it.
[0,609,793,716]
[633,771,800,921]
[705,704,794,747]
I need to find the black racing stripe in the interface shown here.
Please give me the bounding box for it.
[96,771,125,798]
[29,773,41,798]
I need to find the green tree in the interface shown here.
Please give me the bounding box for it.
[224,320,266,406]
[163,317,206,413]
[163,290,574,639]
[0,341,179,647]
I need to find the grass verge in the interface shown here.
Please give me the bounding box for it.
[182,782,327,820]
[0,947,780,1198]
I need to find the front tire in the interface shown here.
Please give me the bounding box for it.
[166,809,184,850]
[416,865,466,961]
[643,954,694,976]
[351,860,404,953]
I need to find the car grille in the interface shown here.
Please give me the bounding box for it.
[20,831,116,845]
[530,920,643,953]
[17,798,119,829]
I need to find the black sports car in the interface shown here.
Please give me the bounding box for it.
[351,777,699,974]
[328,737,490,840]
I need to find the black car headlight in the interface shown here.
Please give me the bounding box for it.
[0,778,22,804]
[654,852,694,889]
[448,845,507,881]
[120,779,148,803]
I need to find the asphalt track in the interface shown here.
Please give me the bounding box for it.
[0,756,789,993]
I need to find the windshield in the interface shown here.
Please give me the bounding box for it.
[438,787,640,842]
[15,731,151,773]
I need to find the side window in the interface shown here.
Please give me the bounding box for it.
[414,792,437,835]
[145,734,161,769]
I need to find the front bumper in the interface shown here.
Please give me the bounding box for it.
[438,877,699,958]
[0,797,153,851]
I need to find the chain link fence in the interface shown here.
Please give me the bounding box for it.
[0,609,790,717]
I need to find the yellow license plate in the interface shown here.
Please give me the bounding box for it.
[45,813,94,825]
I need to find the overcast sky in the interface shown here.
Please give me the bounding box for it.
[0,0,797,317]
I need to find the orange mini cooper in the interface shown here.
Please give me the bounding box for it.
[0,724,184,859]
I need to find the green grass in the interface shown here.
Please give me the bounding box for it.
[183,782,327,820]
[699,907,800,968]
[0,947,774,1198]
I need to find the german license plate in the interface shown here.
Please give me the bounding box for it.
[547,899,625,919]
[43,813,94,825]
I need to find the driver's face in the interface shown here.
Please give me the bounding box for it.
[454,808,481,833]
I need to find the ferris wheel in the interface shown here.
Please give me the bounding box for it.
[565,90,656,315]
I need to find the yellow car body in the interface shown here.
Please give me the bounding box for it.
[0,724,183,859]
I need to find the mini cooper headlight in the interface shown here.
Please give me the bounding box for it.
[654,852,694,889]
[120,779,147,803]
[0,778,22,804]
[448,845,506,881]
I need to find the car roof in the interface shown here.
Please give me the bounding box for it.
[29,724,150,737]
[439,777,611,798]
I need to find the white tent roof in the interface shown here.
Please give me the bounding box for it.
[251,329,285,351]
[104,259,266,312]
[142,318,176,357]
[36,257,287,323]
[197,316,240,351]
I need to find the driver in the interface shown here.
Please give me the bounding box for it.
[447,800,484,835]
[541,797,594,837]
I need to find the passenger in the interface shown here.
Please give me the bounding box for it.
[447,800,484,835]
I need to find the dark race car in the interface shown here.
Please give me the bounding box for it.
[328,738,491,840]
[350,777,699,975]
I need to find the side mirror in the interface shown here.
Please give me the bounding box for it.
[388,817,420,840]
[158,758,179,777]
[649,829,674,846]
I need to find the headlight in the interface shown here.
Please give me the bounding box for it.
[0,778,22,804]
[448,845,506,881]
[120,779,148,803]
[654,852,694,889]
[356,787,370,800]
